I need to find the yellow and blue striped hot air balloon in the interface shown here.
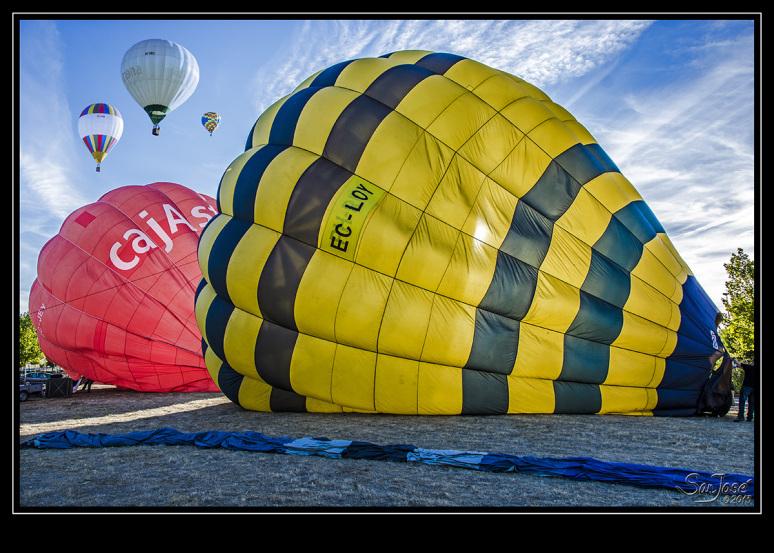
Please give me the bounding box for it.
[78,103,123,172]
[196,51,724,416]
[202,112,221,136]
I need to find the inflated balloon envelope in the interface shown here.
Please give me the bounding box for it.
[30,182,220,392]
[196,50,723,415]
[202,112,221,136]
[78,103,124,172]
[121,39,200,135]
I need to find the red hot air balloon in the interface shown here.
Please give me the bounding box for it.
[28,182,220,392]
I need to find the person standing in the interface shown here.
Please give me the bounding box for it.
[81,378,94,392]
[735,359,757,422]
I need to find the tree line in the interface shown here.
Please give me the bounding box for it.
[717,248,755,391]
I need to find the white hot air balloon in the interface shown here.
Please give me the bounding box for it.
[78,103,124,172]
[120,38,200,136]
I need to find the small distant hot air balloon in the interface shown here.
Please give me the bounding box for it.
[78,103,123,172]
[201,112,221,136]
[120,39,200,136]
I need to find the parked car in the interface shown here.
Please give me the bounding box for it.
[19,380,45,401]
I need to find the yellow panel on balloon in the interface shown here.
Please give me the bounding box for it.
[396,75,467,129]
[225,225,278,318]
[445,57,501,90]
[425,154,487,230]
[295,251,353,342]
[334,265,392,351]
[436,234,498,306]
[489,137,552,200]
[289,333,336,403]
[396,214,459,292]
[355,194,421,276]
[599,385,657,414]
[357,111,424,193]
[238,376,272,412]
[471,73,534,111]
[374,354,419,414]
[512,323,565,381]
[222,307,262,377]
[507,376,555,414]
[391,132,456,210]
[378,280,434,360]
[426,91,497,151]
[462,177,518,250]
[331,343,376,411]
[418,362,463,415]
[421,296,475,368]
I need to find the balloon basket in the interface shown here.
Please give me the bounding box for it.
[96,166,100,173]
[152,126,160,136]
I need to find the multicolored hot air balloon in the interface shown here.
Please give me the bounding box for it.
[196,51,723,416]
[120,39,200,136]
[78,103,123,172]
[29,182,219,392]
[202,112,221,136]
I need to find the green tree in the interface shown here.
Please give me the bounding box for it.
[18,312,44,367]
[718,248,755,374]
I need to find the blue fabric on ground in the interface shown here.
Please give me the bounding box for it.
[343,441,416,461]
[282,437,352,458]
[21,427,754,496]
[408,448,488,468]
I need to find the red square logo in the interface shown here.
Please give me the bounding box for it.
[75,211,96,227]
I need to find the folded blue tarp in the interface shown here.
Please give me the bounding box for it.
[21,427,754,496]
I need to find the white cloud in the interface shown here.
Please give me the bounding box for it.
[586,34,755,309]
[19,21,88,314]
[19,151,85,219]
[251,19,651,113]
[19,21,86,218]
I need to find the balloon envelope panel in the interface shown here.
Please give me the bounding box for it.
[197,51,722,415]
[30,182,219,392]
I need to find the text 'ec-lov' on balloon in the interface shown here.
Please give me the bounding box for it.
[197,50,723,416]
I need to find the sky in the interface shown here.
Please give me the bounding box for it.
[17,18,756,314]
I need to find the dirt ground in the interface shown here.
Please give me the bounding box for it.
[17,385,756,510]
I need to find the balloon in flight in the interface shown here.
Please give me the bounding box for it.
[120,39,200,136]
[78,103,123,172]
[202,112,221,136]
